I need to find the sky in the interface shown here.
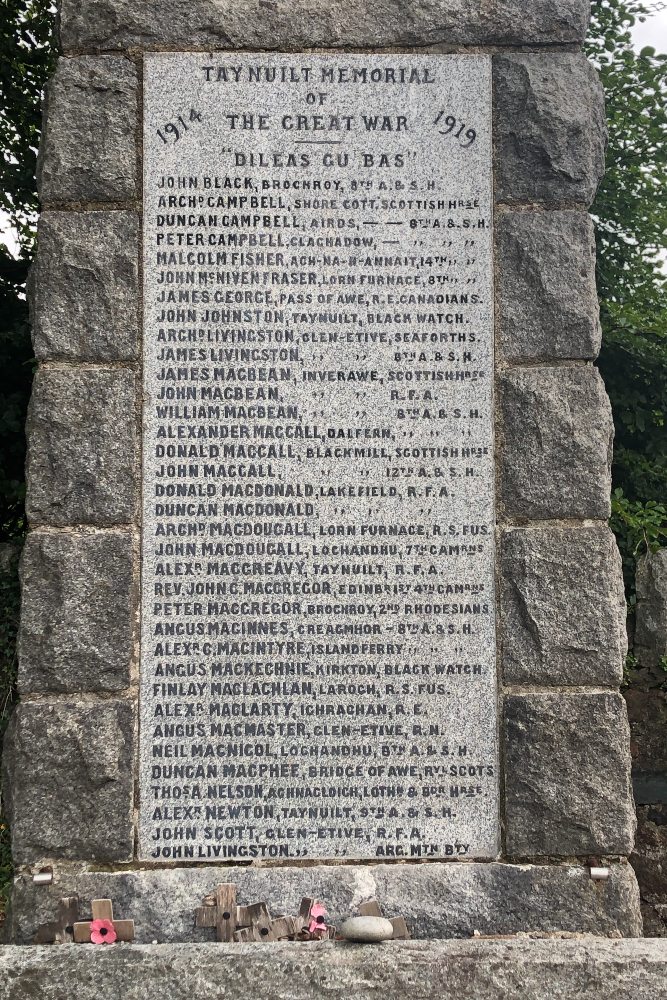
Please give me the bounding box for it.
[632,6,667,49]
[1,10,667,258]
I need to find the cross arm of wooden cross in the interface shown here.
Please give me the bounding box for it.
[358,899,410,939]
[73,899,135,943]
[235,902,275,941]
[195,883,237,942]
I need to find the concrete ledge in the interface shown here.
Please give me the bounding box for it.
[1,940,666,1000]
[6,862,642,943]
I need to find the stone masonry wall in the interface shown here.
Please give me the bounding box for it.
[2,0,642,941]
[627,548,667,935]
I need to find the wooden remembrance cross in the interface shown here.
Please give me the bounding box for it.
[73,899,135,943]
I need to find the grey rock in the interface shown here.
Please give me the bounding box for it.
[494,53,606,206]
[635,549,667,670]
[498,211,601,361]
[38,56,137,203]
[26,367,137,526]
[631,802,667,937]
[5,860,641,944]
[499,366,613,521]
[3,939,665,1000]
[501,526,626,686]
[18,530,135,694]
[340,917,394,942]
[58,0,591,51]
[631,804,667,923]
[624,689,667,806]
[2,700,134,864]
[504,693,636,857]
[30,211,139,360]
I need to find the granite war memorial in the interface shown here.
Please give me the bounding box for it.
[1,0,647,959]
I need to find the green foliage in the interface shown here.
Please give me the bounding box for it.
[623,649,667,690]
[1,0,57,247]
[610,488,667,603]
[622,650,639,686]
[0,1,56,544]
[586,2,667,510]
[0,253,32,542]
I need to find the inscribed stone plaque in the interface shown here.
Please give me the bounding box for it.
[140,53,498,862]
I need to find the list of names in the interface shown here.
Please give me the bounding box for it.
[140,53,499,861]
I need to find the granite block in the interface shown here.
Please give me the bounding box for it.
[504,693,636,857]
[2,700,135,864]
[625,688,667,806]
[500,366,613,521]
[501,526,626,686]
[631,804,667,937]
[635,549,667,671]
[494,53,606,206]
[30,211,139,360]
[58,0,591,51]
[38,56,137,203]
[18,530,135,694]
[25,367,137,527]
[498,210,601,361]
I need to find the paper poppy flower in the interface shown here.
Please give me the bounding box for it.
[90,919,117,945]
[308,902,328,937]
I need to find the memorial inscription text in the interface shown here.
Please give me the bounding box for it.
[140,53,498,861]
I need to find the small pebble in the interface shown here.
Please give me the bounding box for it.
[339,916,394,943]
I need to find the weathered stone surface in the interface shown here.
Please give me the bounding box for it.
[635,549,667,671]
[625,688,667,805]
[641,903,667,938]
[58,0,591,51]
[2,700,134,863]
[18,530,135,694]
[25,368,137,526]
[6,861,641,944]
[494,53,606,206]
[631,805,667,938]
[504,694,636,857]
[38,56,137,203]
[30,211,139,360]
[3,940,665,1000]
[501,526,626,686]
[499,366,613,521]
[498,211,601,361]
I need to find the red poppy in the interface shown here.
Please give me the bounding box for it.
[308,902,328,937]
[90,919,117,945]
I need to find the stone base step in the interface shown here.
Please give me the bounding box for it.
[1,940,666,1000]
